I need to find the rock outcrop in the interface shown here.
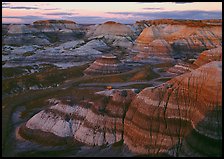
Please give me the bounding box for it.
[87,21,135,49]
[135,19,222,27]
[19,61,222,156]
[33,20,78,32]
[193,46,222,67]
[128,21,151,37]
[84,55,129,75]
[3,28,44,46]
[132,19,222,61]
[6,20,79,34]
[167,46,222,76]
[5,19,222,157]
[88,21,134,37]
[3,20,85,46]
[133,39,173,60]
[35,39,108,56]
[19,89,138,146]
[33,20,76,25]
[124,61,222,156]
[2,39,109,69]
[7,24,38,34]
[166,61,196,76]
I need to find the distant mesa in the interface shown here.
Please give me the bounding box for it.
[7,19,78,34]
[84,54,129,75]
[31,19,79,33]
[104,21,119,25]
[33,19,76,25]
[136,19,222,27]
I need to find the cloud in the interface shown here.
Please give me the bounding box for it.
[106,10,222,20]
[2,10,222,24]
[142,7,164,10]
[2,15,44,20]
[43,8,60,10]
[137,2,193,4]
[62,15,137,24]
[2,15,47,23]
[2,6,39,9]
[137,2,162,3]
[61,16,105,24]
[34,3,51,6]
[173,2,194,4]
[44,12,76,16]
[2,2,11,5]
[106,12,132,15]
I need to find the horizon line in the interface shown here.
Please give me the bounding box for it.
[2,18,222,25]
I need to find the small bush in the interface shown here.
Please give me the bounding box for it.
[22,52,35,57]
[120,90,128,97]
[134,89,141,94]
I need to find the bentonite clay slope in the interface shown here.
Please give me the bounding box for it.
[4,19,84,46]
[166,62,195,76]
[89,21,134,37]
[84,55,128,75]
[124,61,222,156]
[134,19,222,34]
[86,21,135,48]
[7,20,78,34]
[133,39,173,60]
[167,46,222,76]
[33,20,78,32]
[132,20,222,60]
[19,89,137,146]
[193,46,222,67]
[7,24,38,34]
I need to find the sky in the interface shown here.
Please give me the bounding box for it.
[2,2,222,24]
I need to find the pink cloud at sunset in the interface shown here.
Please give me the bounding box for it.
[2,2,222,24]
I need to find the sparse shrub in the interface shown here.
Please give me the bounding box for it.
[120,90,128,97]
[134,89,141,94]
[22,52,35,57]
[84,103,92,109]
[98,105,106,113]
[102,96,110,105]
[65,114,70,122]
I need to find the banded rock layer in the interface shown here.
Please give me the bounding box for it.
[20,89,137,146]
[166,62,195,76]
[87,21,135,48]
[88,21,134,37]
[7,20,78,34]
[84,55,128,75]
[33,20,79,32]
[166,46,222,76]
[124,61,222,156]
[7,24,38,34]
[193,46,222,67]
[133,39,173,60]
[132,20,222,61]
[3,20,84,46]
